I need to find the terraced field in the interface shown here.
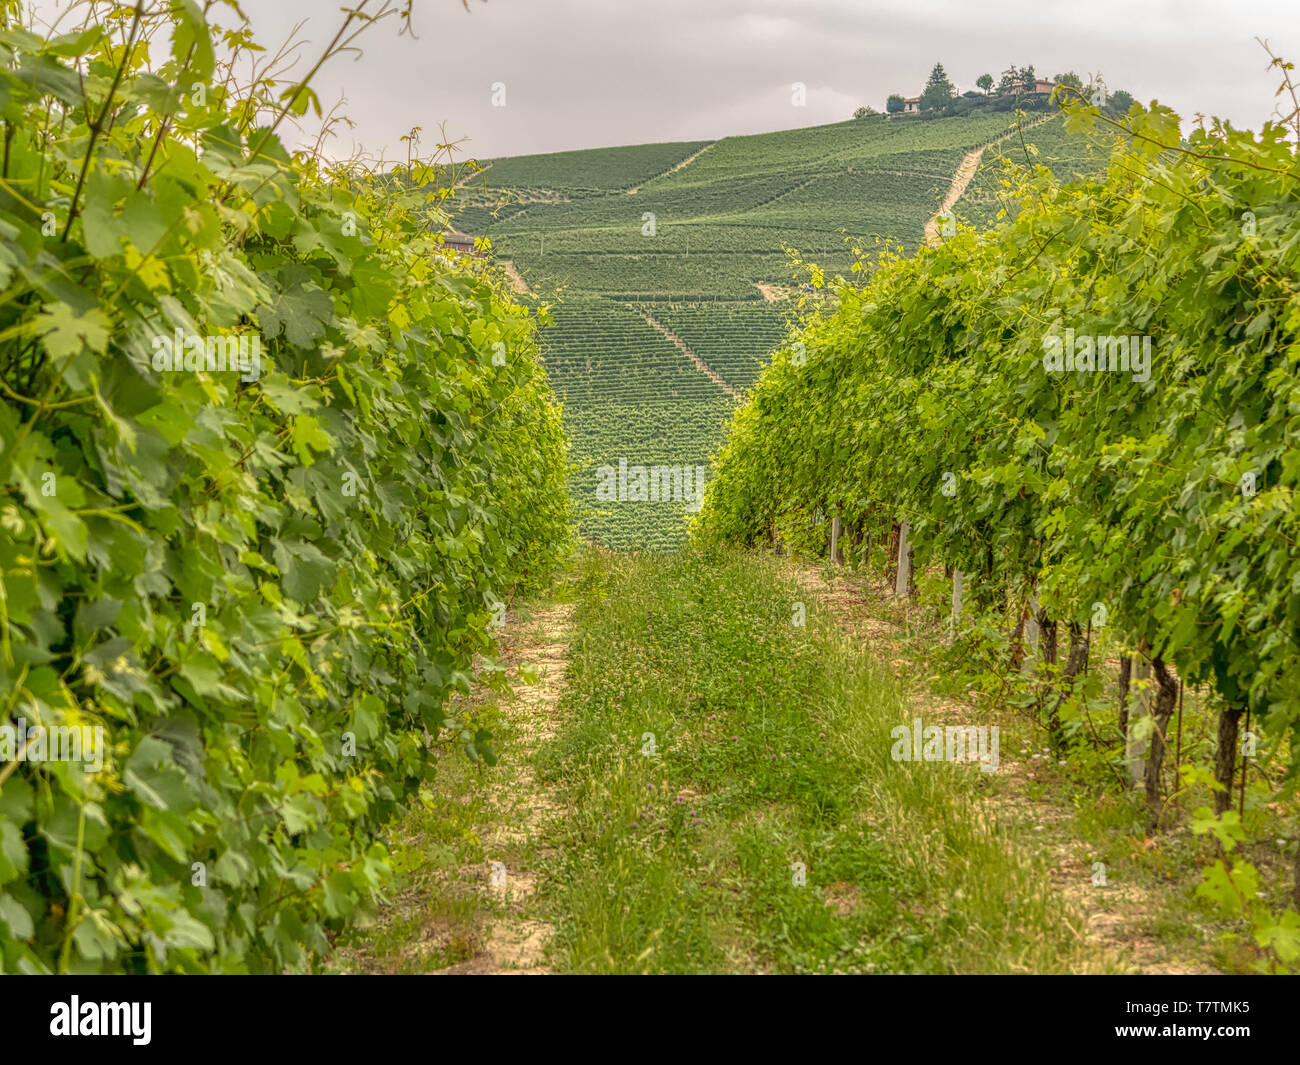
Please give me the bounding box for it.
[457,112,1095,548]
[541,299,733,549]
[641,302,790,392]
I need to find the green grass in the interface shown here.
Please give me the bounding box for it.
[532,548,1103,973]
[329,694,513,974]
[343,548,1274,974]
[859,563,1296,974]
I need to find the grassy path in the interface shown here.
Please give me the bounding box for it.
[438,602,573,974]
[784,560,1218,974]
[353,547,1226,973]
[336,600,574,974]
[530,550,1108,973]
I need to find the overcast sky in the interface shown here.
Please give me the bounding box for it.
[54,0,1300,161]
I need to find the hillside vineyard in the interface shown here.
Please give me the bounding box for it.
[455,113,1095,550]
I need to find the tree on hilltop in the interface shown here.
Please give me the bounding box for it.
[976,73,993,94]
[995,64,1040,95]
[1109,89,1134,113]
[920,62,955,110]
[886,93,905,113]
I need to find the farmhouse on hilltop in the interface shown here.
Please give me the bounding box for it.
[441,230,481,257]
[887,74,1060,115]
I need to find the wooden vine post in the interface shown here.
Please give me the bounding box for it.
[895,519,912,598]
[1021,592,1040,675]
[1125,643,1153,789]
[950,569,963,639]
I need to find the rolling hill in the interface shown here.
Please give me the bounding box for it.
[453,111,1099,549]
